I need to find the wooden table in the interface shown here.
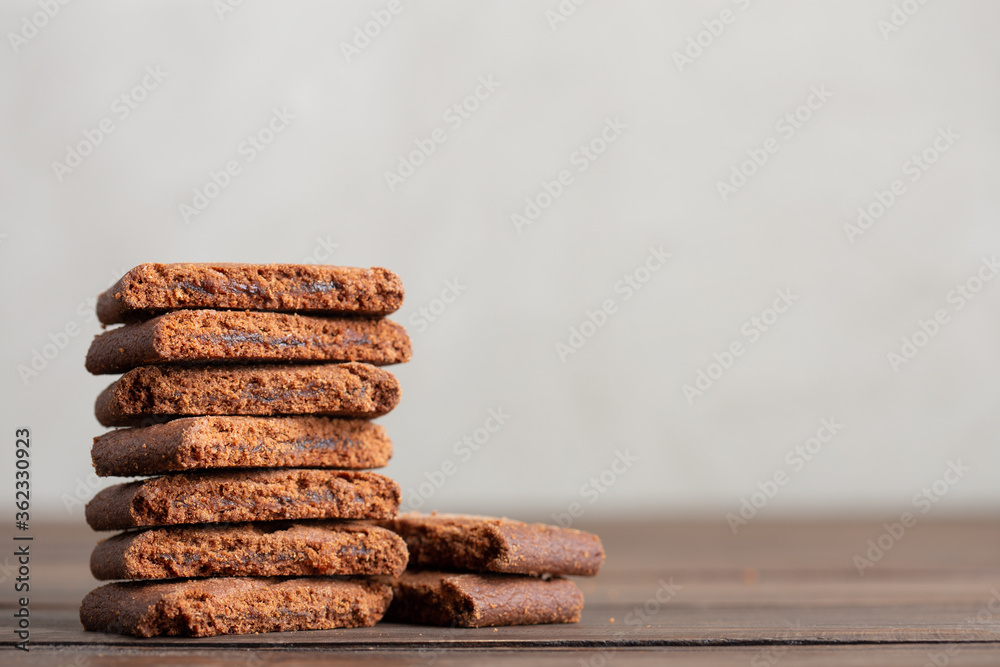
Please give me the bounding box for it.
[4,518,1000,665]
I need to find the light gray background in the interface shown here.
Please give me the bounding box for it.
[1,1,998,522]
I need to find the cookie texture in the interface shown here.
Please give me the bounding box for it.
[386,571,583,627]
[81,577,392,637]
[85,469,400,531]
[91,416,392,477]
[382,513,604,576]
[94,362,400,427]
[90,522,408,580]
[86,310,411,374]
[97,263,404,324]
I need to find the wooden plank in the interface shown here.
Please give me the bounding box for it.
[5,645,1000,666]
[4,519,999,660]
[12,520,1000,608]
[7,604,999,648]
[16,564,1000,611]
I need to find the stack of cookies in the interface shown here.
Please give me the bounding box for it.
[380,514,604,627]
[80,263,413,637]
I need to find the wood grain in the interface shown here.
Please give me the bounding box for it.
[2,519,998,666]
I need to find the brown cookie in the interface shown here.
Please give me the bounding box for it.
[86,310,412,374]
[382,513,604,576]
[81,577,392,637]
[385,571,584,627]
[85,469,400,531]
[97,263,404,324]
[90,522,408,580]
[94,362,400,427]
[91,416,392,477]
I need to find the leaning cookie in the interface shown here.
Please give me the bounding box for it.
[382,513,604,576]
[81,577,392,637]
[385,571,584,627]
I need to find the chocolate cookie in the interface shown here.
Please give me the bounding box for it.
[81,577,392,637]
[382,513,604,576]
[86,310,411,375]
[91,522,408,580]
[86,310,412,374]
[97,263,404,324]
[386,571,583,627]
[85,469,400,531]
[91,416,392,477]
[94,362,400,427]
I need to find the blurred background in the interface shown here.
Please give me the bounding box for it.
[2,0,998,523]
